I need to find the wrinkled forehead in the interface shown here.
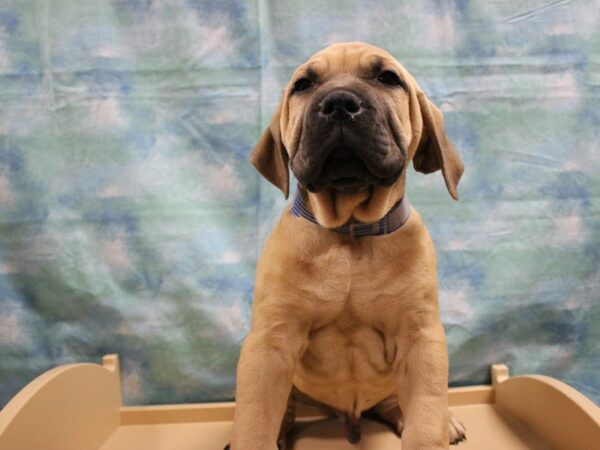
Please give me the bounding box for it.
[291,43,404,82]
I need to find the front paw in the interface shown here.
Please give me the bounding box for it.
[449,412,466,445]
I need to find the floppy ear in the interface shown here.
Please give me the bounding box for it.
[249,110,290,199]
[413,91,464,200]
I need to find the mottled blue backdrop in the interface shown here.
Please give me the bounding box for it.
[0,0,598,407]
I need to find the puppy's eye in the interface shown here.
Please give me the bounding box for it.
[292,77,313,94]
[377,71,402,86]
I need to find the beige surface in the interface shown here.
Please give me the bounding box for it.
[100,421,232,450]
[1,356,599,450]
[291,404,553,450]
[101,404,554,450]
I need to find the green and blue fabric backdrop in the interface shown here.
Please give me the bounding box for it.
[0,0,599,406]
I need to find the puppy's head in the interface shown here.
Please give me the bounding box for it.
[252,42,463,228]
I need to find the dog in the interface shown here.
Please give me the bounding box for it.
[228,42,465,450]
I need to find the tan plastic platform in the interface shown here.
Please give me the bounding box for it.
[1,355,599,450]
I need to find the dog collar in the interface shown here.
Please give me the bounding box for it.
[290,192,411,237]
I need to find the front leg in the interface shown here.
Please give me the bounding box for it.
[230,322,306,450]
[397,328,450,450]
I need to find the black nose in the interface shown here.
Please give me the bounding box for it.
[319,90,362,121]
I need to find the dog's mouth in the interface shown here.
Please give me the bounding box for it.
[304,146,377,193]
[330,177,371,192]
[302,145,403,194]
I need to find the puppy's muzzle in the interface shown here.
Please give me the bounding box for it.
[293,88,405,194]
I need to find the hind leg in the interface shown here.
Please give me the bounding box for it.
[367,395,405,436]
[276,393,296,450]
[369,395,466,445]
[369,396,467,445]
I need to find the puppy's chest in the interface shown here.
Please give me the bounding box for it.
[290,243,415,382]
[301,307,398,377]
[294,245,407,325]
[291,266,411,413]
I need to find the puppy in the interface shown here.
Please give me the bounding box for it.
[229,42,465,450]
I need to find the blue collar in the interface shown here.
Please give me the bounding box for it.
[290,192,411,237]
